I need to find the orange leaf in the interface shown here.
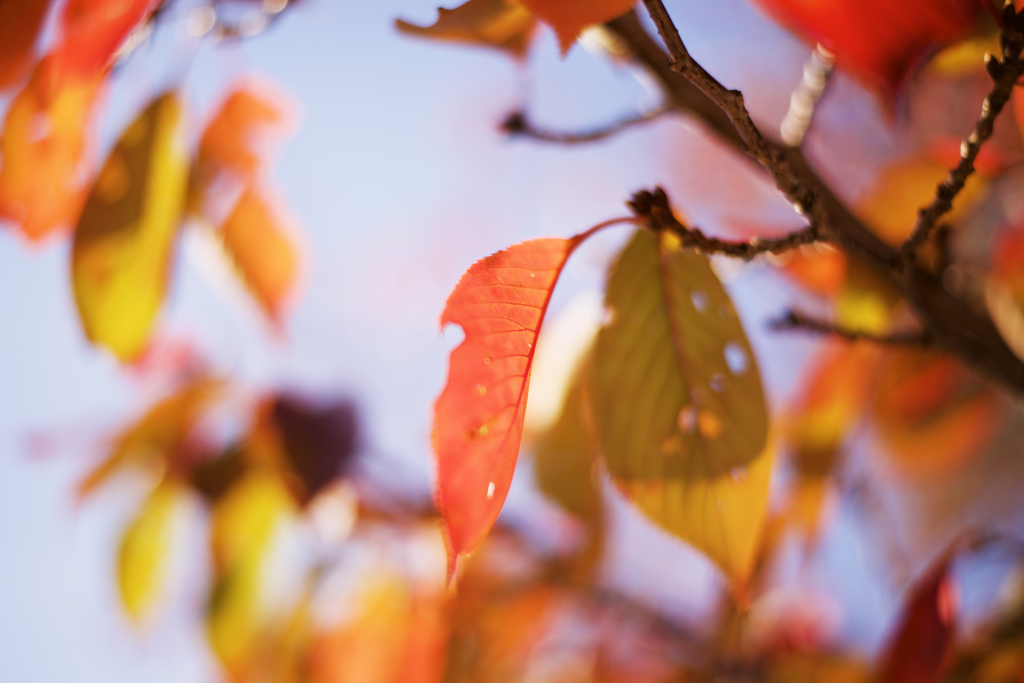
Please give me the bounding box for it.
[0,0,53,91]
[49,0,160,87]
[749,0,983,100]
[0,57,102,241]
[219,187,301,323]
[434,234,591,576]
[877,558,956,683]
[197,84,291,181]
[519,0,636,54]
[396,0,537,59]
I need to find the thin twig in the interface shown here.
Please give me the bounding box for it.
[629,188,824,259]
[902,3,1024,258]
[607,7,1024,398]
[501,106,670,144]
[770,310,933,346]
[640,0,823,226]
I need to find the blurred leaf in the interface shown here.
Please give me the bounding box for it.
[307,575,414,683]
[0,57,102,241]
[0,0,53,91]
[786,343,880,478]
[877,558,956,683]
[270,394,359,505]
[986,229,1024,364]
[855,157,985,247]
[519,0,636,54]
[207,469,297,675]
[872,349,1000,478]
[533,370,600,521]
[219,186,301,324]
[590,228,771,587]
[72,92,189,362]
[779,244,847,297]
[396,0,537,59]
[433,234,589,577]
[78,377,220,499]
[49,0,160,87]
[117,481,181,623]
[191,444,248,503]
[748,0,983,101]
[191,82,292,217]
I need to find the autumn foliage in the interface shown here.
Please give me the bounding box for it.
[12,0,1024,682]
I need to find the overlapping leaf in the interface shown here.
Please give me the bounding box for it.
[590,228,771,585]
[0,0,53,91]
[872,349,999,477]
[78,378,220,498]
[748,0,983,100]
[50,0,160,88]
[0,57,103,241]
[396,0,537,59]
[519,0,636,54]
[877,558,956,683]
[434,234,589,574]
[219,187,301,323]
[72,92,189,361]
[118,481,182,622]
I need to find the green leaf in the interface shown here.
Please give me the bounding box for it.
[590,228,772,585]
[72,92,189,362]
[533,369,600,521]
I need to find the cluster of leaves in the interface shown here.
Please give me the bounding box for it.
[0,0,302,362]
[405,0,1024,679]
[33,0,1024,679]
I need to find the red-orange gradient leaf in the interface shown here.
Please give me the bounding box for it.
[434,234,590,574]
[0,58,102,241]
[519,0,636,54]
[50,0,160,87]
[0,0,53,91]
[749,0,983,100]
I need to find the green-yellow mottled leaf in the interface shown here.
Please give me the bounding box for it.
[395,0,536,59]
[533,369,600,521]
[72,92,189,362]
[118,482,181,622]
[590,228,771,585]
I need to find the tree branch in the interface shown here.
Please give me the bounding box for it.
[604,7,1024,399]
[770,309,934,346]
[629,187,824,259]
[902,1,1024,258]
[501,106,670,144]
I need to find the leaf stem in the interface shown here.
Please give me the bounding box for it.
[629,187,824,260]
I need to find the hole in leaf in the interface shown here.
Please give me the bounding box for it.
[691,289,709,313]
[709,374,727,393]
[724,342,748,375]
[677,405,697,433]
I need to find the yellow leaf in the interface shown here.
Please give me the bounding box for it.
[590,228,771,587]
[78,378,220,499]
[207,469,297,674]
[518,0,636,54]
[71,92,189,362]
[219,186,300,324]
[117,482,181,622]
[396,0,537,59]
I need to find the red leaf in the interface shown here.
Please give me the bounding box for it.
[749,0,983,100]
[433,234,591,576]
[49,0,160,88]
[877,559,956,683]
[0,0,53,91]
